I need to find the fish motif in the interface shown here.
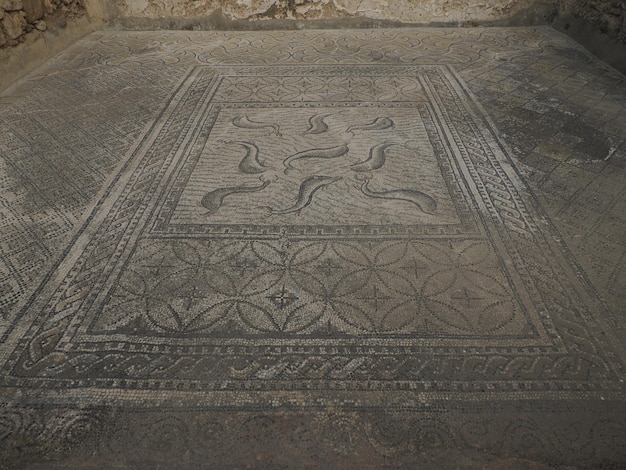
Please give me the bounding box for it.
[230,141,267,174]
[304,113,331,135]
[351,142,395,172]
[347,117,395,134]
[232,115,281,136]
[201,180,271,215]
[271,176,342,215]
[359,179,437,214]
[283,144,349,172]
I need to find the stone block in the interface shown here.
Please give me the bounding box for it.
[2,10,27,39]
[43,0,55,13]
[23,0,46,22]
[606,14,622,37]
[0,0,23,11]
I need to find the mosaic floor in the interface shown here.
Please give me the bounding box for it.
[0,27,625,468]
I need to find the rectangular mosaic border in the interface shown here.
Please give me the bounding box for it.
[0,65,622,402]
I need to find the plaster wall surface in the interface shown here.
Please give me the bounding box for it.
[91,0,555,24]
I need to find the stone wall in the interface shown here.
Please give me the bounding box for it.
[0,0,84,48]
[89,0,556,26]
[559,0,626,44]
[554,0,626,73]
[2,0,626,94]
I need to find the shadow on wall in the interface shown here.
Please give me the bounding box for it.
[553,0,626,75]
[85,0,558,26]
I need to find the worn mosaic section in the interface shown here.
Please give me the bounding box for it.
[0,27,625,467]
[0,62,621,405]
[456,29,626,338]
[2,27,565,332]
[1,404,625,468]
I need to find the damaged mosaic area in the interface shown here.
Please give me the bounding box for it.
[0,28,625,467]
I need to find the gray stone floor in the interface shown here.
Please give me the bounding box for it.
[0,27,625,468]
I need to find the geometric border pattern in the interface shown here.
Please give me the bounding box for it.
[0,65,623,404]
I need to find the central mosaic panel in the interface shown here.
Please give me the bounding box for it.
[2,65,619,400]
[168,106,458,227]
[152,69,473,237]
[92,65,536,340]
